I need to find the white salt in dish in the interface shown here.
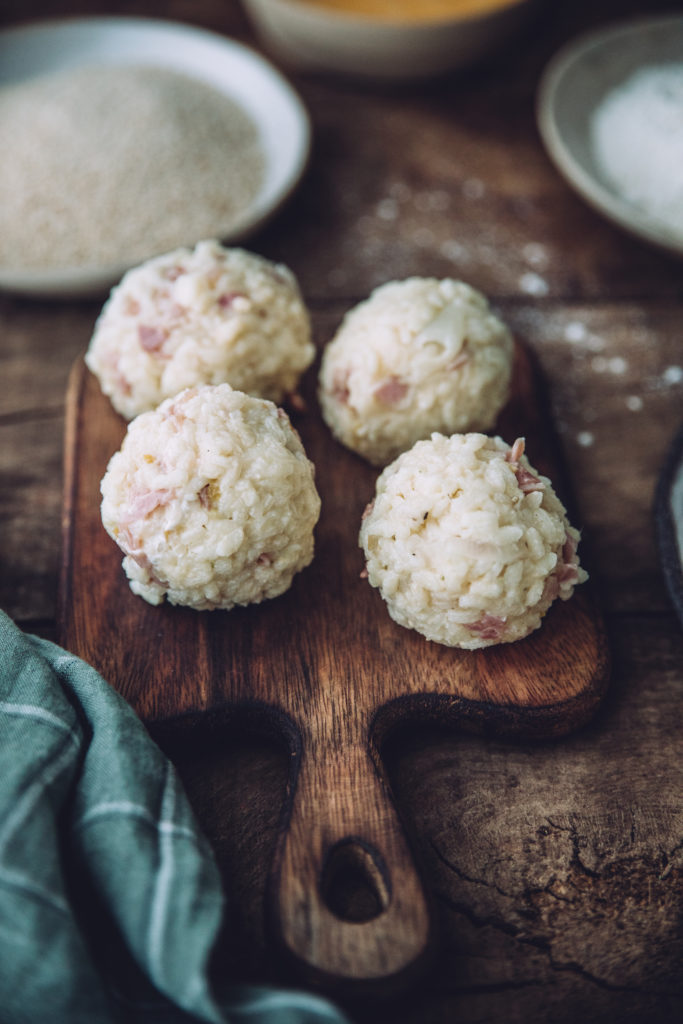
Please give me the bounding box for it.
[591,65,683,231]
[537,15,683,258]
[0,18,310,298]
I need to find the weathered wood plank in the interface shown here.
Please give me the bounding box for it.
[158,613,682,1021]
[502,303,683,614]
[0,297,94,416]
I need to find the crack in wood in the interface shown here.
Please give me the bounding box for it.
[428,839,517,901]
[659,840,683,880]
[436,891,681,998]
[544,815,602,879]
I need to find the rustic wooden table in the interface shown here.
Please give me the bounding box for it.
[1,2,682,1022]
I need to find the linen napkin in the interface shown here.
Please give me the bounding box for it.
[0,610,347,1024]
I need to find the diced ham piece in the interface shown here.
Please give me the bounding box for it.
[374,376,408,406]
[330,369,350,405]
[558,531,580,586]
[165,389,198,426]
[562,533,578,564]
[557,532,581,589]
[115,372,132,397]
[505,437,544,493]
[133,488,173,518]
[361,500,375,521]
[465,613,507,641]
[128,550,152,572]
[162,265,186,282]
[101,348,133,396]
[256,553,273,566]
[138,325,168,352]
[123,296,140,317]
[543,532,581,603]
[117,518,168,586]
[515,466,545,494]
[447,352,470,371]
[217,290,246,308]
[167,406,186,427]
[128,551,167,587]
[121,488,174,524]
[556,562,579,585]
[102,348,119,370]
[116,524,142,556]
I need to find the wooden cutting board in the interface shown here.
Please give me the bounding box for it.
[60,342,610,990]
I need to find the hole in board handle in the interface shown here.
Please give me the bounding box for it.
[321,838,391,923]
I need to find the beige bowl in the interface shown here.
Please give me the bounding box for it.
[242,0,536,81]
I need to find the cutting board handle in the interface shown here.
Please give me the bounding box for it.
[272,731,431,984]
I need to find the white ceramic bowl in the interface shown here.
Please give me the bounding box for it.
[0,17,310,298]
[242,0,536,81]
[537,15,683,258]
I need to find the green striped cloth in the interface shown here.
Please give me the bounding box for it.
[0,610,347,1024]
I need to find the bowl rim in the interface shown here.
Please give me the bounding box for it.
[536,13,683,258]
[244,0,530,28]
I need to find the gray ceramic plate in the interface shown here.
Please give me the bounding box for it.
[655,424,683,631]
[0,18,310,298]
[536,15,683,257]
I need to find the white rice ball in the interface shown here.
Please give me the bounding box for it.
[319,278,513,466]
[359,433,587,649]
[86,239,314,419]
[100,383,321,610]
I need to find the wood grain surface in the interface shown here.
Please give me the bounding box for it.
[60,339,609,986]
[2,1,682,1021]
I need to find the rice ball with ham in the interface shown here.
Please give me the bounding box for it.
[359,433,587,649]
[100,383,321,610]
[86,239,314,419]
[319,278,513,466]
